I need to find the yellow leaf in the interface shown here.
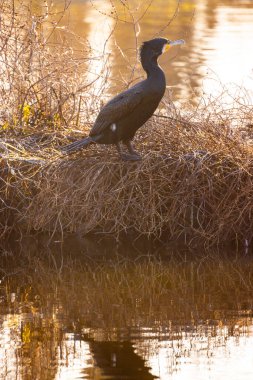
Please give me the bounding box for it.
[22,323,31,344]
[2,122,9,131]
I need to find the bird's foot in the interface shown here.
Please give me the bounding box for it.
[121,153,142,161]
[130,149,141,157]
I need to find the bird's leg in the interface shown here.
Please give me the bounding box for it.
[124,141,141,159]
[116,142,123,156]
[116,142,141,161]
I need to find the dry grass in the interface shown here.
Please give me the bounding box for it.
[0,105,253,246]
[13,109,251,247]
[0,1,253,247]
[0,0,108,133]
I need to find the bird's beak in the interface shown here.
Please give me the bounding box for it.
[163,39,185,52]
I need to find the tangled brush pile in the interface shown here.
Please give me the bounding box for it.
[1,1,253,247]
[6,111,250,247]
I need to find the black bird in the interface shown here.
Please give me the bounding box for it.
[62,37,184,161]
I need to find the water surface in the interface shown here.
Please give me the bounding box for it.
[41,0,253,104]
[0,236,253,379]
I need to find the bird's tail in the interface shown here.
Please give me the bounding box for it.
[61,136,93,154]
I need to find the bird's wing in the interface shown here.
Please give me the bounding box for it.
[89,88,143,136]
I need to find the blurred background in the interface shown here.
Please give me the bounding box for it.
[35,0,253,105]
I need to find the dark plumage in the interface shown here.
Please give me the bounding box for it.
[61,37,184,160]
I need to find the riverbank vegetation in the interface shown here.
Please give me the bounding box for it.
[0,1,253,247]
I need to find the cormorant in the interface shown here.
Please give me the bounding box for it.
[62,37,184,161]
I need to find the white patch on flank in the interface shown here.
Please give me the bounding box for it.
[110,123,117,132]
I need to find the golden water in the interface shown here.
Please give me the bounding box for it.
[0,235,253,379]
[35,0,253,104]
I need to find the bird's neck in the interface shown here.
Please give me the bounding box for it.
[141,49,163,78]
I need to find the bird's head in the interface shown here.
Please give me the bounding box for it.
[140,37,185,60]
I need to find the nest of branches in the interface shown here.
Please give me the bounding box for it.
[0,1,253,246]
[0,108,250,247]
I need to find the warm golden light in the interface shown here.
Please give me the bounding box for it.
[135,327,253,380]
[43,0,253,104]
[182,0,253,105]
